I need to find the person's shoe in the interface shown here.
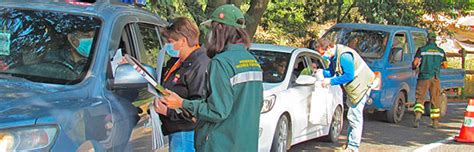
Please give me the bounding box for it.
[432,119,440,129]
[414,112,422,128]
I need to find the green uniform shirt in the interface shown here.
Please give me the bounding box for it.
[415,42,447,80]
[182,44,264,152]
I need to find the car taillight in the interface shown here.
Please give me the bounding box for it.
[372,71,382,90]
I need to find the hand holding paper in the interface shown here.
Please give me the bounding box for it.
[161,89,184,109]
[321,78,331,88]
[153,97,168,115]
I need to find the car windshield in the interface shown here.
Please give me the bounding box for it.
[250,50,291,83]
[322,28,389,59]
[0,8,101,84]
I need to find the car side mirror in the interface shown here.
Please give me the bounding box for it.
[295,75,317,85]
[112,63,157,89]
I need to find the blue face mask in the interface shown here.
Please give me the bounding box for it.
[164,43,180,58]
[75,38,93,57]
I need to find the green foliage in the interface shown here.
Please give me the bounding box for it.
[256,0,473,47]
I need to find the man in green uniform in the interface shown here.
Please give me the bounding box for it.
[412,32,448,128]
[161,4,263,152]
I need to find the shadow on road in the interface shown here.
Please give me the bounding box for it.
[290,102,467,151]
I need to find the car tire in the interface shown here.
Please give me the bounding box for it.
[386,92,406,124]
[270,115,290,152]
[322,106,343,142]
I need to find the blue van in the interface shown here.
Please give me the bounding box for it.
[0,0,166,151]
[321,23,465,123]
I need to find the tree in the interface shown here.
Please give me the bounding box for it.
[147,0,270,39]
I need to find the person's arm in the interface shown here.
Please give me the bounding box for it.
[329,53,354,85]
[323,61,335,78]
[412,48,422,70]
[441,50,448,69]
[182,59,234,122]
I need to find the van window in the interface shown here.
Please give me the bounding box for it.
[389,32,408,63]
[412,32,427,51]
[322,28,389,59]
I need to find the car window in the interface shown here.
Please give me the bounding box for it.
[389,32,407,63]
[291,55,309,86]
[412,31,427,52]
[309,56,324,70]
[322,28,389,59]
[136,23,162,67]
[0,7,101,84]
[249,50,291,83]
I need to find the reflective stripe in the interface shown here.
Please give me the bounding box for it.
[467,105,474,112]
[414,103,425,109]
[421,52,444,57]
[464,117,474,127]
[230,71,262,86]
[354,64,364,75]
[414,108,425,114]
[430,113,440,118]
[431,108,440,113]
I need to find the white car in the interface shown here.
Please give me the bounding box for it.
[249,44,344,152]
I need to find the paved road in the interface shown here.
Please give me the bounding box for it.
[129,101,474,152]
[289,101,473,152]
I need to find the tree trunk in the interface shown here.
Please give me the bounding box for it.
[245,0,270,39]
[230,0,243,8]
[205,0,229,17]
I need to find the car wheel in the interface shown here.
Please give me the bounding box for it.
[270,115,290,152]
[386,92,406,124]
[323,106,343,142]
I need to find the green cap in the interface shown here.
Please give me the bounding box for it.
[428,32,436,39]
[202,4,245,28]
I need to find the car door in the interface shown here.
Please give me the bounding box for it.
[283,53,314,140]
[386,31,412,105]
[408,31,427,102]
[305,55,334,133]
[103,22,143,151]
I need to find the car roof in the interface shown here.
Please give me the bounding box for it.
[0,0,167,26]
[333,23,427,33]
[250,43,297,53]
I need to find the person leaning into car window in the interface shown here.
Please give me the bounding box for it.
[42,29,94,78]
[153,17,210,152]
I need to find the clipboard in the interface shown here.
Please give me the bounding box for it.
[124,54,195,120]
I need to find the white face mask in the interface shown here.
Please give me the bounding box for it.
[321,48,335,60]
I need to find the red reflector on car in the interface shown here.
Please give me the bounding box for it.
[66,0,93,6]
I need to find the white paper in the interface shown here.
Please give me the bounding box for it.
[149,103,166,150]
[111,49,123,77]
[309,82,329,125]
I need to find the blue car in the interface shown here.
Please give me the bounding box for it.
[0,0,167,151]
[321,23,465,123]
